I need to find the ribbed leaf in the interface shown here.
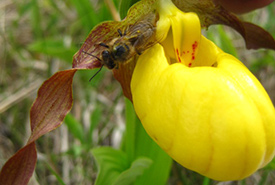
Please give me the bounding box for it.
[92,147,129,185]
[113,158,153,185]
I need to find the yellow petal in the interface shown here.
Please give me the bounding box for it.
[131,42,275,181]
[156,0,201,66]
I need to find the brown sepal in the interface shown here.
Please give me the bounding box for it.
[0,69,76,185]
[113,56,138,102]
[29,69,76,143]
[0,142,37,185]
[172,0,275,50]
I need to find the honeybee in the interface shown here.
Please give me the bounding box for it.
[84,12,159,70]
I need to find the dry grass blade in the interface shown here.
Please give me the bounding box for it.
[0,79,44,114]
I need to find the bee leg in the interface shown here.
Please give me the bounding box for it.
[117,29,123,37]
[132,39,143,55]
[89,65,103,82]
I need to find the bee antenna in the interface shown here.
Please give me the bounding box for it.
[82,50,101,61]
[99,43,109,48]
[89,65,104,82]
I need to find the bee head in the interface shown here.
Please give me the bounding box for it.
[82,48,116,70]
[113,43,130,60]
[102,50,111,61]
[114,45,126,57]
[101,50,116,69]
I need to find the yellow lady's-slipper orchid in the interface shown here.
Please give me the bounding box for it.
[131,0,275,181]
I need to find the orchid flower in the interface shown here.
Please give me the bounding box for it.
[131,0,275,180]
[1,0,275,184]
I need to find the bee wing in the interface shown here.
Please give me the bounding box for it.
[126,34,140,45]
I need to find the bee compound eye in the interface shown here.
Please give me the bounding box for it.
[102,50,110,60]
[115,45,126,57]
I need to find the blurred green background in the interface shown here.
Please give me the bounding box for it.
[0,0,275,184]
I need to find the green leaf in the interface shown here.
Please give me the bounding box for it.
[206,26,238,57]
[258,170,271,185]
[122,99,172,185]
[92,147,130,185]
[263,157,275,170]
[133,118,172,185]
[217,26,238,57]
[45,162,66,185]
[28,39,78,62]
[69,0,103,31]
[30,0,42,38]
[66,144,85,157]
[202,177,210,185]
[113,158,153,185]
[250,51,275,73]
[206,25,238,57]
[121,98,138,161]
[87,106,103,145]
[64,114,85,144]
